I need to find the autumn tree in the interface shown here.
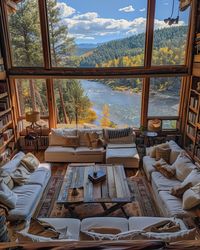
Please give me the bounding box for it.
[100,104,112,127]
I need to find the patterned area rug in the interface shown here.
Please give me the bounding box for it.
[35,165,159,218]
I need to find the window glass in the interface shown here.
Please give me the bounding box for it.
[15,79,49,116]
[53,78,143,128]
[47,0,147,67]
[148,77,181,116]
[152,0,190,65]
[7,0,43,67]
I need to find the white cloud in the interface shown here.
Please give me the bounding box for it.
[58,5,185,41]
[139,8,146,12]
[119,5,135,12]
[56,2,76,17]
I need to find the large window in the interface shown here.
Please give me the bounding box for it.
[54,78,143,128]
[148,77,181,117]
[7,0,43,67]
[152,0,190,65]
[15,79,49,117]
[47,0,147,67]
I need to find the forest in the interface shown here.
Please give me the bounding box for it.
[8,0,187,127]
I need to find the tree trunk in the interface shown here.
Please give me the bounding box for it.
[17,79,25,115]
[29,79,37,111]
[34,85,46,114]
[58,80,70,124]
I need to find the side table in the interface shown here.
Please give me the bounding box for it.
[24,132,39,153]
[142,131,158,147]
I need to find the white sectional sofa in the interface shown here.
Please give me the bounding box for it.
[17,216,194,242]
[45,128,140,168]
[1,152,51,221]
[143,140,198,217]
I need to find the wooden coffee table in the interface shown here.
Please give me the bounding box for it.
[57,164,133,218]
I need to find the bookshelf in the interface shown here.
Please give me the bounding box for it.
[0,46,16,166]
[185,76,200,162]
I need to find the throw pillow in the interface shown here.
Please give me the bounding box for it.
[171,182,193,198]
[104,128,135,144]
[167,140,183,164]
[88,132,104,148]
[143,220,181,233]
[181,169,200,187]
[153,159,175,178]
[0,170,14,189]
[28,218,60,239]
[0,179,17,209]
[155,147,171,163]
[64,136,79,147]
[182,183,200,210]
[10,164,31,186]
[172,153,196,181]
[149,143,169,158]
[21,153,40,172]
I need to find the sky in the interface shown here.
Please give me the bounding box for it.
[57,0,190,44]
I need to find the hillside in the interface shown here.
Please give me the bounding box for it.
[80,26,188,67]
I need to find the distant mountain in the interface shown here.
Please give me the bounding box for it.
[76,43,101,56]
[80,26,188,67]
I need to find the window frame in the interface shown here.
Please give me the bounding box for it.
[0,0,197,131]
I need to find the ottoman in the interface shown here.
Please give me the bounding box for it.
[106,144,140,168]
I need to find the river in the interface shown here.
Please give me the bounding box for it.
[81,80,179,127]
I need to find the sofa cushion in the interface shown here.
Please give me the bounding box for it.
[128,217,187,231]
[80,228,195,242]
[168,140,183,164]
[2,152,25,173]
[182,183,200,210]
[159,191,183,217]
[49,129,77,146]
[39,218,81,240]
[0,180,17,209]
[173,154,196,181]
[142,156,157,181]
[107,143,136,149]
[75,147,104,155]
[151,172,181,192]
[26,168,51,187]
[8,184,42,221]
[81,217,128,233]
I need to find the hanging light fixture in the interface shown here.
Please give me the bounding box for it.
[164,0,179,26]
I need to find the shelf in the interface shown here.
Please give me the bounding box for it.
[189,106,198,114]
[188,120,196,127]
[0,121,12,133]
[0,108,11,117]
[0,135,14,151]
[0,92,8,100]
[191,89,200,95]
[186,133,196,142]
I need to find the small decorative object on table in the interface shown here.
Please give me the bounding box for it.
[88,166,106,184]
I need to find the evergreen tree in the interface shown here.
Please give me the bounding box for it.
[9,0,43,66]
